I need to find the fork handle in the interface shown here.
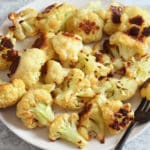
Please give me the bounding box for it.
[114,121,138,150]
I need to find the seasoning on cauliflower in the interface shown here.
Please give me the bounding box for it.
[49,113,87,148]
[140,78,150,100]
[78,97,105,143]
[32,32,56,60]
[44,60,69,85]
[10,48,47,88]
[125,54,150,85]
[0,79,26,108]
[76,49,112,79]
[66,9,104,43]
[52,32,83,64]
[101,100,134,134]
[104,2,124,35]
[109,31,148,60]
[54,68,95,110]
[37,3,76,33]
[17,89,54,128]
[99,77,138,101]
[8,8,38,40]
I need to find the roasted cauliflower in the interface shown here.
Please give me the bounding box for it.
[0,79,26,108]
[17,89,54,128]
[44,60,69,85]
[125,55,150,85]
[49,113,87,148]
[78,97,105,143]
[8,8,38,40]
[54,69,95,110]
[10,48,47,88]
[101,100,134,134]
[32,32,56,60]
[66,9,104,43]
[52,32,83,64]
[99,77,138,101]
[37,3,76,33]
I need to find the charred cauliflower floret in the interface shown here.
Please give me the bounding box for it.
[49,113,87,148]
[10,48,47,88]
[37,3,76,33]
[8,8,38,40]
[104,3,124,35]
[66,9,104,43]
[17,89,54,128]
[125,55,150,85]
[109,32,148,60]
[32,32,56,60]
[0,79,26,108]
[101,100,134,134]
[76,49,112,78]
[54,69,95,110]
[0,31,18,70]
[99,77,138,101]
[140,78,150,100]
[78,97,105,143]
[52,32,83,63]
[44,60,69,85]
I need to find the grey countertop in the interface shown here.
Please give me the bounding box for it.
[0,0,150,150]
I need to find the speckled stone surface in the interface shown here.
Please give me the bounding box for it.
[0,0,149,150]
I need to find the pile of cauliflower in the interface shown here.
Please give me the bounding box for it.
[0,1,150,148]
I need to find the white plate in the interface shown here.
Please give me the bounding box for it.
[0,0,150,150]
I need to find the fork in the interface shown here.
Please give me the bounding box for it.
[115,98,150,150]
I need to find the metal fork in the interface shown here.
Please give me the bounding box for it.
[115,98,150,150]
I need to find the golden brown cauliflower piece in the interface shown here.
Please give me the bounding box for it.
[101,100,134,134]
[52,32,83,64]
[78,97,105,143]
[8,8,38,40]
[32,32,56,60]
[109,32,148,60]
[0,79,26,108]
[17,89,54,128]
[125,54,150,85]
[140,78,150,100]
[54,69,95,110]
[44,60,69,85]
[37,3,76,33]
[66,9,104,43]
[49,113,87,148]
[10,48,47,88]
[104,2,124,35]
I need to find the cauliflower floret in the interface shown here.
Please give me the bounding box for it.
[0,31,18,70]
[125,55,150,85]
[109,32,148,60]
[101,100,134,134]
[49,113,87,148]
[54,69,95,110]
[37,3,76,33]
[32,32,56,60]
[52,32,83,63]
[8,8,38,40]
[17,89,54,128]
[104,2,124,35]
[66,9,104,43]
[140,78,150,100]
[76,50,112,78]
[10,48,47,88]
[44,60,69,85]
[0,79,26,108]
[78,97,105,143]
